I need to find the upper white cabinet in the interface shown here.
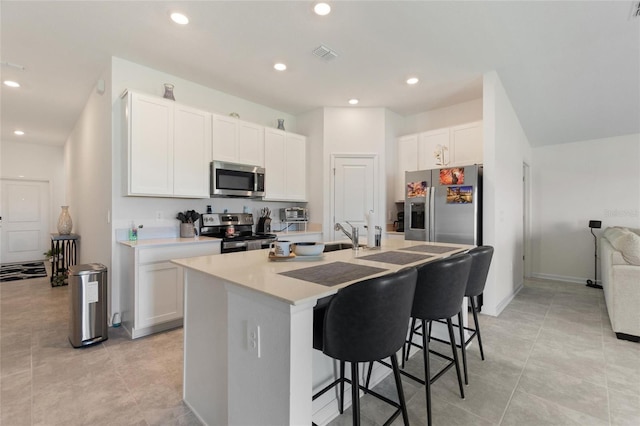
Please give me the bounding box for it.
[395,121,482,201]
[212,114,264,167]
[264,128,307,201]
[125,91,211,198]
[450,121,483,166]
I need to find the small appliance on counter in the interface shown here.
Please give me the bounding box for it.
[280,207,308,222]
[394,211,404,232]
[257,207,272,233]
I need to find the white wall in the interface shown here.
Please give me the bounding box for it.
[321,108,388,240]
[402,98,483,135]
[0,141,66,233]
[296,108,324,229]
[482,71,532,316]
[531,133,640,283]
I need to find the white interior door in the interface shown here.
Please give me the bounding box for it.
[332,156,376,241]
[0,179,50,264]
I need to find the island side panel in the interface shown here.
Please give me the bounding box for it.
[227,285,315,426]
[183,269,229,425]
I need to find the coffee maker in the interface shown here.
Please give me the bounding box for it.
[394,211,404,232]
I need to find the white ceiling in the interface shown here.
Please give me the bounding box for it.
[1,1,639,148]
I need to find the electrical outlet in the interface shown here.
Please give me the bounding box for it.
[246,320,261,358]
[155,211,163,220]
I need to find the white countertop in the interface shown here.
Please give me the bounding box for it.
[172,239,471,306]
[118,236,221,248]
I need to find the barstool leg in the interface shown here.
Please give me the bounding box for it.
[470,297,485,360]
[447,318,465,399]
[405,317,417,364]
[339,361,345,414]
[351,362,361,426]
[390,353,410,425]
[458,311,468,385]
[422,320,432,426]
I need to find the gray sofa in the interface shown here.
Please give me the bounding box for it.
[600,227,640,341]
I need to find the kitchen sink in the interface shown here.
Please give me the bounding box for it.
[323,243,366,252]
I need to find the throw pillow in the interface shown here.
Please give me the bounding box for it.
[609,228,640,266]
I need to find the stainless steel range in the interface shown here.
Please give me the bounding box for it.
[200,213,277,254]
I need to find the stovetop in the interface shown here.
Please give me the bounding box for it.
[199,212,276,242]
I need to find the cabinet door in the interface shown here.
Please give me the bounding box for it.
[237,120,264,167]
[128,94,174,196]
[285,133,306,201]
[212,114,238,163]
[396,135,419,201]
[264,129,287,200]
[450,121,483,166]
[137,262,184,329]
[418,128,450,170]
[173,105,212,197]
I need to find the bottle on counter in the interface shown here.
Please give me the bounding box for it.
[129,221,138,241]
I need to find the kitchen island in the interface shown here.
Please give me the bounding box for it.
[172,239,471,426]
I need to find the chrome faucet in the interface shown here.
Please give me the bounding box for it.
[335,222,359,249]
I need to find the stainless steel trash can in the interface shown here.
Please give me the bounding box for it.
[69,263,108,348]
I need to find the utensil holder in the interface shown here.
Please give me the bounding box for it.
[180,223,195,238]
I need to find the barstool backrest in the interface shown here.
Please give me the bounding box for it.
[465,246,494,297]
[412,253,472,321]
[322,267,418,363]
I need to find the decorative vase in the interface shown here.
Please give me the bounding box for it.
[277,119,285,130]
[57,206,73,235]
[163,83,175,101]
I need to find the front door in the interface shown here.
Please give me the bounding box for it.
[0,179,50,263]
[332,155,376,240]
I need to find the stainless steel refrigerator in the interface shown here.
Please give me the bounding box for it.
[404,164,482,245]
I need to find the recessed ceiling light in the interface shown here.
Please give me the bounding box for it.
[3,80,20,88]
[14,130,25,136]
[348,99,359,105]
[274,63,287,71]
[314,3,331,16]
[170,12,189,25]
[406,77,419,85]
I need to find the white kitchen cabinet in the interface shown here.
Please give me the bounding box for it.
[212,114,264,167]
[119,239,221,339]
[450,121,483,166]
[124,91,211,198]
[137,261,184,329]
[418,128,450,170]
[264,128,307,201]
[174,105,212,197]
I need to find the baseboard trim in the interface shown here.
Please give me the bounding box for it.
[531,273,598,285]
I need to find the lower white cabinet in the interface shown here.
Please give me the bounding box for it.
[137,262,184,329]
[120,239,221,339]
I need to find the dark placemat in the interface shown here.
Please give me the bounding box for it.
[358,251,433,265]
[279,261,388,287]
[400,244,460,254]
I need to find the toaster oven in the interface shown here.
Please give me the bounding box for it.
[280,207,308,222]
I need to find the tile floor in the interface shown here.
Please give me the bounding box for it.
[1,273,638,425]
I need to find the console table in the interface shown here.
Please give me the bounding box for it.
[50,234,79,287]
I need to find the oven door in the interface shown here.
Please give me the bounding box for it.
[221,240,248,254]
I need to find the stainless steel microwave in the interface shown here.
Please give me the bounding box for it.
[210,161,265,198]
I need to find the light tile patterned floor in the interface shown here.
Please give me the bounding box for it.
[1,275,638,425]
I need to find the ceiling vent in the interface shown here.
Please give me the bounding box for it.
[312,45,338,61]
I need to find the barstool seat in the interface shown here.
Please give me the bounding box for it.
[312,267,417,426]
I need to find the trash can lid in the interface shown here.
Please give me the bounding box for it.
[69,263,107,276]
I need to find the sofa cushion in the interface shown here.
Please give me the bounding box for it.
[607,227,640,266]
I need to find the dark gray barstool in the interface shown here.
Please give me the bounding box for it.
[458,245,494,383]
[402,254,472,426]
[312,268,417,426]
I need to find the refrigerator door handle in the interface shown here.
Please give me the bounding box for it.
[429,186,436,242]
